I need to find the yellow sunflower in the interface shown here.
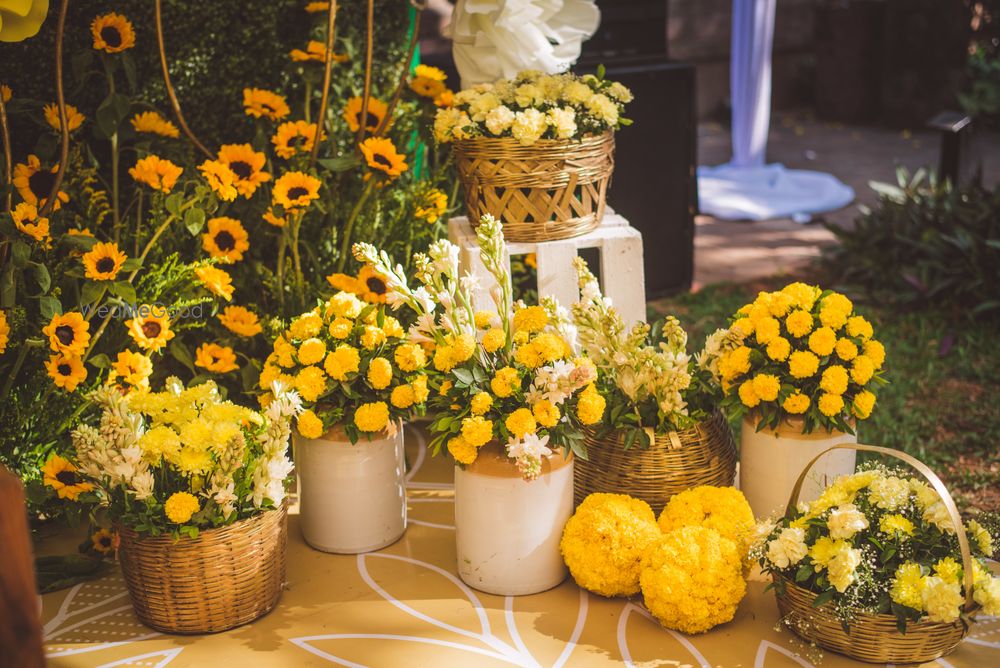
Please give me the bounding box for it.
[343,96,389,133]
[1,84,10,103]
[13,155,69,210]
[11,202,50,244]
[202,217,249,263]
[131,111,180,138]
[0,309,9,354]
[91,13,136,53]
[195,342,239,373]
[356,266,389,303]
[305,2,330,12]
[434,89,455,108]
[217,144,271,197]
[129,155,183,193]
[198,159,238,202]
[360,137,408,178]
[415,188,448,223]
[82,242,127,281]
[272,171,321,211]
[91,528,115,555]
[409,65,448,99]
[290,40,349,63]
[243,88,290,121]
[43,103,85,133]
[42,455,93,500]
[218,305,262,337]
[194,265,234,301]
[111,349,153,389]
[45,352,88,392]
[263,208,287,228]
[271,120,322,159]
[43,312,90,355]
[326,273,361,293]
[125,306,174,352]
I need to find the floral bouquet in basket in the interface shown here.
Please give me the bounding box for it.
[260,291,428,444]
[354,215,605,479]
[43,378,299,537]
[433,68,632,146]
[698,283,887,433]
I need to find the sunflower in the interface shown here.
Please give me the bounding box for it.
[360,137,408,178]
[243,88,290,121]
[13,155,69,210]
[0,309,9,354]
[343,96,389,133]
[91,13,136,53]
[305,2,330,12]
[43,312,90,355]
[45,352,87,391]
[1,84,10,103]
[219,305,262,337]
[43,103,85,133]
[263,208,287,227]
[129,155,183,193]
[11,202,50,244]
[82,242,127,281]
[434,89,455,108]
[290,40,349,63]
[125,306,174,352]
[326,272,361,293]
[195,343,239,373]
[91,528,115,555]
[271,120,322,159]
[194,265,234,301]
[415,188,448,223]
[272,171,321,211]
[409,65,448,99]
[111,349,153,389]
[217,144,271,197]
[131,111,180,138]
[198,159,238,202]
[202,217,249,262]
[357,266,391,303]
[42,455,93,500]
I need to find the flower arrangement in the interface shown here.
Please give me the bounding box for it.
[697,283,887,433]
[42,378,299,537]
[755,466,1000,628]
[433,68,632,146]
[354,214,604,479]
[260,291,428,443]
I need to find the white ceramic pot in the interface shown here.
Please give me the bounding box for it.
[294,421,406,554]
[454,443,574,596]
[739,416,857,519]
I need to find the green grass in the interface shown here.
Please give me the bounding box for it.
[649,276,1000,515]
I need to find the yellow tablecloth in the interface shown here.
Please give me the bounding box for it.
[38,426,1000,667]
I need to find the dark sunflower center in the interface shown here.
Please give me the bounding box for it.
[56,470,78,485]
[99,536,112,547]
[372,153,393,168]
[261,102,275,112]
[229,161,253,179]
[141,321,162,338]
[28,170,56,199]
[57,363,72,376]
[95,257,116,274]
[214,231,236,251]
[366,277,387,294]
[290,136,307,147]
[55,325,75,346]
[101,26,122,48]
[354,111,380,131]
[287,186,308,200]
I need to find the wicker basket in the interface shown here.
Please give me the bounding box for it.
[773,444,975,663]
[117,505,287,634]
[574,411,736,515]
[453,132,615,242]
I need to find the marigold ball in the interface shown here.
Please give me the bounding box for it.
[164,491,200,524]
[354,401,389,432]
[297,409,325,439]
[560,493,662,597]
[639,526,746,634]
[657,486,756,557]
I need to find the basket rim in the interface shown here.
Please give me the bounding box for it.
[116,503,286,545]
[453,130,614,150]
[582,410,729,450]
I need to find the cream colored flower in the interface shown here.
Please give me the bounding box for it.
[766,527,808,569]
[922,576,963,623]
[484,105,516,136]
[546,107,577,139]
[510,108,547,145]
[827,543,862,593]
[827,503,870,540]
[867,475,910,510]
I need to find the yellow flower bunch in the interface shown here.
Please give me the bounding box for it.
[701,283,886,433]
[262,291,428,443]
[657,486,755,558]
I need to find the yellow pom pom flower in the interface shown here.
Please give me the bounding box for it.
[513,305,548,333]
[390,384,415,409]
[851,355,875,385]
[470,391,493,415]
[754,317,780,345]
[766,336,791,361]
[461,416,494,447]
[820,365,849,395]
[447,435,477,465]
[505,408,537,438]
[808,327,837,356]
[297,409,325,439]
[785,310,814,338]
[851,389,876,419]
[354,401,390,432]
[657,486,755,557]
[298,338,327,365]
[818,392,845,417]
[846,315,873,340]
[532,400,560,428]
[788,350,820,379]
[751,374,780,402]
[394,343,426,371]
[490,367,519,398]
[164,491,200,524]
[482,327,506,353]
[576,384,605,425]
[782,392,810,414]
[738,379,759,408]
[367,357,393,389]
[835,338,858,361]
[863,339,886,368]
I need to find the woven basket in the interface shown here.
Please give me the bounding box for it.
[117,505,287,634]
[773,444,975,663]
[453,132,615,242]
[574,411,736,515]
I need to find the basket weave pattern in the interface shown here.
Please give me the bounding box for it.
[117,505,287,634]
[574,411,737,515]
[453,132,615,242]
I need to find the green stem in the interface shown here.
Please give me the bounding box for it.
[335,179,375,273]
[290,212,305,311]
[276,233,288,310]
[129,197,197,282]
[103,56,122,241]
[0,339,40,400]
[304,80,313,124]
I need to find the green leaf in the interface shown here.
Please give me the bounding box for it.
[120,258,142,271]
[38,295,62,320]
[31,262,51,293]
[70,50,94,83]
[184,207,206,236]
[318,156,360,172]
[812,589,835,607]
[121,52,138,92]
[452,368,474,386]
[95,93,131,138]
[169,340,196,373]
[109,281,136,304]
[62,233,99,251]
[87,353,112,369]
[11,240,31,267]
[80,281,105,307]
[165,192,184,216]
[0,263,14,309]
[795,563,813,583]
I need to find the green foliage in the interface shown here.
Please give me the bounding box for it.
[824,169,1000,315]
[959,46,1000,126]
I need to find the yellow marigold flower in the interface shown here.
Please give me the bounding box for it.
[297,409,325,439]
[851,389,876,419]
[202,217,249,263]
[470,391,493,416]
[324,344,360,381]
[738,379,759,408]
[243,88,290,121]
[343,96,388,134]
[290,312,323,339]
[194,265,234,301]
[322,317,348,340]
[355,401,390,432]
[326,291,363,319]
[13,155,69,210]
[576,384,605,425]
[91,13,135,53]
[784,309,814,338]
[788,350,820,379]
[360,137,408,178]
[846,315,873,340]
[864,339,886,369]
[394,343,426,372]
[43,103,85,133]
[781,282,821,310]
[490,367,519,397]
[82,241,126,281]
[274,337,298,367]
[361,325,387,350]
[43,311,90,355]
[0,310,10,354]
[533,400,560,428]
[808,326,837,356]
[138,425,181,463]
[835,338,858,361]
[461,415,494,447]
[482,327,506,353]
[818,392,845,417]
[560,493,662,597]
[195,342,239,373]
[218,305,261,337]
[217,143,271,198]
[751,374,780,402]
[298,338,327,365]
[129,155,182,193]
[164,491,200,524]
[272,170,322,211]
[820,365,849,395]
[754,316,780,345]
[505,407,537,438]
[513,305,548,333]
[390,384,415,409]
[432,345,455,372]
[731,316,754,338]
[11,202,51,244]
[890,562,925,610]
[42,455,93,500]
[767,291,794,317]
[819,304,850,330]
[45,352,87,391]
[112,349,152,389]
[438,379,453,396]
[415,188,448,223]
[474,310,494,329]
[851,355,875,385]
[766,336,791,362]
[718,345,751,382]
[411,376,429,403]
[879,514,914,537]
[782,391,810,414]
[657,486,755,557]
[131,111,179,138]
[367,357,393,389]
[447,435,477,465]
[449,333,477,364]
[967,520,994,556]
[295,365,327,402]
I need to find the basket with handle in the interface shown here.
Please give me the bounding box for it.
[773,443,976,664]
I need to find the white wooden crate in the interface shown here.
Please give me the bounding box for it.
[448,210,647,325]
